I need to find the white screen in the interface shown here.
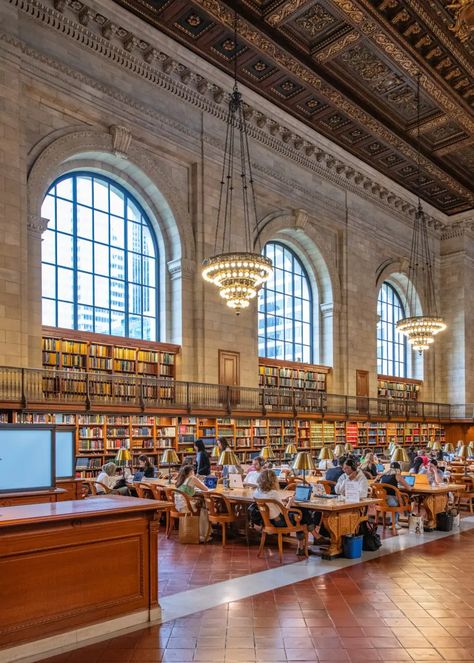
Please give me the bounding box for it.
[0,428,53,492]
[56,430,75,478]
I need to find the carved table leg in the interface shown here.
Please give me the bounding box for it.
[321,508,364,560]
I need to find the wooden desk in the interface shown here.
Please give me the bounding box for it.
[213,487,380,560]
[0,496,167,657]
[0,487,66,507]
[406,484,464,530]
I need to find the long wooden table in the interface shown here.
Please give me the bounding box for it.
[0,496,168,658]
[213,486,380,560]
[406,484,464,530]
[0,487,66,507]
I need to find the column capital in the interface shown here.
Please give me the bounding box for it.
[27,215,49,236]
[167,257,196,280]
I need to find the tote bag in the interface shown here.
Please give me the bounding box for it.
[408,514,424,535]
[179,514,200,544]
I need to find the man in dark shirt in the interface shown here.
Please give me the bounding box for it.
[325,456,346,492]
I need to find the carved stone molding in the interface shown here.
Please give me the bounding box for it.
[167,257,196,280]
[110,125,132,158]
[441,218,474,240]
[3,0,450,231]
[293,208,309,231]
[27,214,50,235]
[320,302,335,318]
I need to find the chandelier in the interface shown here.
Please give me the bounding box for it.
[202,14,272,314]
[396,73,446,351]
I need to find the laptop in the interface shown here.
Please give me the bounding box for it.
[403,475,416,487]
[204,476,218,489]
[229,473,243,489]
[376,463,385,472]
[273,468,282,477]
[294,484,313,502]
[414,474,429,486]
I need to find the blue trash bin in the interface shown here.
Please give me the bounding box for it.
[343,534,363,559]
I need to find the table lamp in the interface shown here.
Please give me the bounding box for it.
[457,445,469,476]
[261,446,275,461]
[115,447,132,479]
[334,444,345,457]
[285,443,297,458]
[431,441,441,451]
[443,442,454,454]
[468,441,474,455]
[292,451,315,485]
[391,447,409,463]
[211,445,220,459]
[318,446,332,461]
[161,448,180,484]
[426,440,433,449]
[344,443,353,453]
[218,449,240,489]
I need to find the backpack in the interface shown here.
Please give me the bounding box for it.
[248,502,263,527]
[358,520,382,551]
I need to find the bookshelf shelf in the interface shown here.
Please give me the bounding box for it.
[377,374,421,401]
[259,358,329,410]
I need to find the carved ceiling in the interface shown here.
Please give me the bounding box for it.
[113,0,474,214]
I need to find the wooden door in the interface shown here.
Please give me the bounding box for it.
[356,370,369,414]
[218,350,240,406]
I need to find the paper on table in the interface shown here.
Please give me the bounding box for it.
[345,481,360,503]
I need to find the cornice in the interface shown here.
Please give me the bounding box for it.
[441,219,474,240]
[3,0,449,232]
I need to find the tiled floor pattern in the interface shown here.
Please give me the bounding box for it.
[40,527,474,662]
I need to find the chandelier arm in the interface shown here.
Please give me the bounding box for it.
[215,102,234,255]
[224,105,236,254]
[238,103,252,254]
[241,108,261,252]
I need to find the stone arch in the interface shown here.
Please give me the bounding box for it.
[27,127,194,343]
[255,209,339,367]
[375,259,423,379]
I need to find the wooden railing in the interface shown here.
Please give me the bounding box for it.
[0,366,470,420]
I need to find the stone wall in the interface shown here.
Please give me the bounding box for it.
[0,0,472,401]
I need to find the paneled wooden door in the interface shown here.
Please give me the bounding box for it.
[218,350,240,406]
[356,370,369,414]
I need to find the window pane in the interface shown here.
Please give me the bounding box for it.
[41,173,158,339]
[377,282,407,377]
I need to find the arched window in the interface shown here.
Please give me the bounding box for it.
[258,242,313,362]
[41,172,158,341]
[377,282,407,377]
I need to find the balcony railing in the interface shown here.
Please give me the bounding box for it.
[0,366,471,421]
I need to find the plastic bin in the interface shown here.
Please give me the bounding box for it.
[343,534,363,559]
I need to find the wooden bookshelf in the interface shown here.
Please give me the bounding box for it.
[41,327,179,404]
[377,374,421,401]
[259,358,330,409]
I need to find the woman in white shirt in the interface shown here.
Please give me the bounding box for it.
[335,458,369,499]
[253,469,315,555]
[244,457,264,487]
[95,462,118,493]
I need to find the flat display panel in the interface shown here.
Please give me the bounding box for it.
[0,426,54,492]
[55,429,75,478]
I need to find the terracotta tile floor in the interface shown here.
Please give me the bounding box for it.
[41,528,474,662]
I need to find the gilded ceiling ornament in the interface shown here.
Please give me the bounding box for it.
[314,30,360,62]
[266,0,309,27]
[295,5,337,37]
[447,0,474,42]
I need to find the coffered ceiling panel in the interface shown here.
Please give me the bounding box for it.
[113,0,474,214]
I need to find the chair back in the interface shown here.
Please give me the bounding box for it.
[371,483,388,500]
[203,491,232,517]
[136,483,153,499]
[255,499,303,530]
[318,479,336,495]
[82,479,111,496]
[148,483,170,501]
[166,487,199,516]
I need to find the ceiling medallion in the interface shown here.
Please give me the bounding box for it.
[202,13,272,315]
[396,74,446,351]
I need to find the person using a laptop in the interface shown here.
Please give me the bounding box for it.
[253,469,318,555]
[244,456,264,487]
[360,452,378,478]
[418,458,442,485]
[377,461,412,529]
[335,458,369,499]
[325,456,345,490]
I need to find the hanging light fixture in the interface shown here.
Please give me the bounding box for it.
[202,12,272,315]
[396,72,446,351]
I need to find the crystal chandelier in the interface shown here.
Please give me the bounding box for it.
[396,73,446,351]
[202,14,272,315]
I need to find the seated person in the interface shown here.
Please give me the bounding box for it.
[175,464,209,543]
[325,456,346,489]
[244,456,264,486]
[411,453,429,474]
[132,454,155,482]
[378,461,411,529]
[96,462,129,495]
[335,457,369,499]
[419,459,443,485]
[253,469,318,554]
[360,452,378,478]
[318,455,335,471]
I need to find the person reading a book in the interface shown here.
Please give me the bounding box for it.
[175,464,210,542]
[96,462,129,495]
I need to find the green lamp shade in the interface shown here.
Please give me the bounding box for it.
[211,445,221,458]
[261,446,275,461]
[285,444,297,455]
[391,447,409,463]
[115,447,131,464]
[292,451,315,471]
[218,449,240,466]
[161,448,179,465]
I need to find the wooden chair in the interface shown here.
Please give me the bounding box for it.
[371,483,411,534]
[164,486,199,538]
[202,492,237,547]
[317,479,336,495]
[286,479,303,491]
[135,483,153,499]
[82,479,112,496]
[458,477,474,513]
[147,483,172,533]
[255,499,308,563]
